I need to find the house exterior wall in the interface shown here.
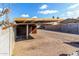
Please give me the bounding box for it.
[0,26,15,56]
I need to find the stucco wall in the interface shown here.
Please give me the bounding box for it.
[0,26,15,56]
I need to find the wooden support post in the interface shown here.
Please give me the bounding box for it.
[26,24,29,39]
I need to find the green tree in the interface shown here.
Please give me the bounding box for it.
[52,16,55,19]
[57,17,59,19]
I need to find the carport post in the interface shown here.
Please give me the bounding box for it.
[26,24,29,39]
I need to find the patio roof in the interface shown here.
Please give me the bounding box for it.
[14,18,64,23]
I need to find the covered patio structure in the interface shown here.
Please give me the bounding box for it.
[14,18,63,39]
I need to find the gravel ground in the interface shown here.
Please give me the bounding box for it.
[13,29,79,56]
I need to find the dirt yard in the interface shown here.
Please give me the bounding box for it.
[13,29,79,56]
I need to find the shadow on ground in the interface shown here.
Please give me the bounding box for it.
[64,42,79,48]
[15,35,34,42]
[59,54,69,56]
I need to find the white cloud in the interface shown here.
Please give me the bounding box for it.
[69,10,79,18]
[60,4,79,19]
[38,9,59,14]
[0,8,3,11]
[68,3,79,9]
[21,14,29,17]
[40,4,48,9]
[32,16,38,18]
[66,11,74,16]
[61,10,79,19]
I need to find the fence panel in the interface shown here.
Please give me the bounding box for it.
[60,23,79,34]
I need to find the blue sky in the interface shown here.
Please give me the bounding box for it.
[0,3,79,21]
